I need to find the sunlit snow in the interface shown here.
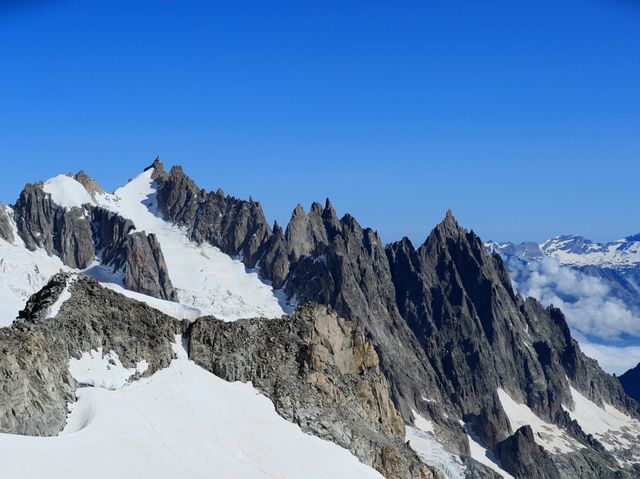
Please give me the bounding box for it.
[69,348,148,390]
[94,168,290,321]
[0,344,383,479]
[563,386,640,465]
[42,175,96,209]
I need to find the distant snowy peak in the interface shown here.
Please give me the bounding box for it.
[540,234,640,269]
[485,240,544,261]
[487,232,640,270]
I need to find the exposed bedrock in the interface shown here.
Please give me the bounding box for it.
[11,180,177,301]
[189,303,441,479]
[1,274,181,436]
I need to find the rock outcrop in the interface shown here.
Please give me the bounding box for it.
[13,183,95,269]
[620,362,640,402]
[495,426,561,479]
[71,170,104,198]
[151,158,272,266]
[124,232,178,301]
[11,182,177,301]
[189,303,440,479]
[1,274,181,436]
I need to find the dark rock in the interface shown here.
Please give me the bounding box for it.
[13,183,95,269]
[0,205,14,243]
[152,163,272,267]
[124,232,178,301]
[495,425,561,479]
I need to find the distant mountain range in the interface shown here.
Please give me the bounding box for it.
[487,233,640,313]
[486,234,640,376]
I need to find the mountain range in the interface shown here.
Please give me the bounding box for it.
[0,159,639,479]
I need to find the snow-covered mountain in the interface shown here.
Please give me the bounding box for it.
[1,160,639,479]
[540,234,640,269]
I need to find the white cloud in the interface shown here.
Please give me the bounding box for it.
[513,257,640,340]
[574,335,640,376]
[502,255,640,374]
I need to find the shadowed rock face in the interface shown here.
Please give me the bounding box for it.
[620,363,640,402]
[386,213,638,477]
[495,426,561,479]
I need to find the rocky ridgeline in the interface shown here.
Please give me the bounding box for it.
[0,274,180,436]
[0,275,438,479]
[11,173,177,301]
[189,304,442,479]
[148,161,640,478]
[4,160,640,478]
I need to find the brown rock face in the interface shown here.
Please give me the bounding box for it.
[71,170,104,197]
[188,304,440,479]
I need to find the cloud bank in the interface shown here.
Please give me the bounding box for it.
[504,255,640,374]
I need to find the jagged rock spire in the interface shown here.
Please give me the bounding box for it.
[72,170,104,196]
[145,156,165,173]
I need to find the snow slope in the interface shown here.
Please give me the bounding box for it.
[405,411,465,479]
[43,175,96,209]
[563,386,640,465]
[94,168,290,321]
[0,343,383,479]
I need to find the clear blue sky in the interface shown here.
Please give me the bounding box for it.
[1,0,638,244]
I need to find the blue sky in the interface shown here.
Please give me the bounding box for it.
[0,0,638,244]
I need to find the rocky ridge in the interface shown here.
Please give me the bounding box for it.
[0,274,438,479]
[10,176,177,301]
[0,273,180,436]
